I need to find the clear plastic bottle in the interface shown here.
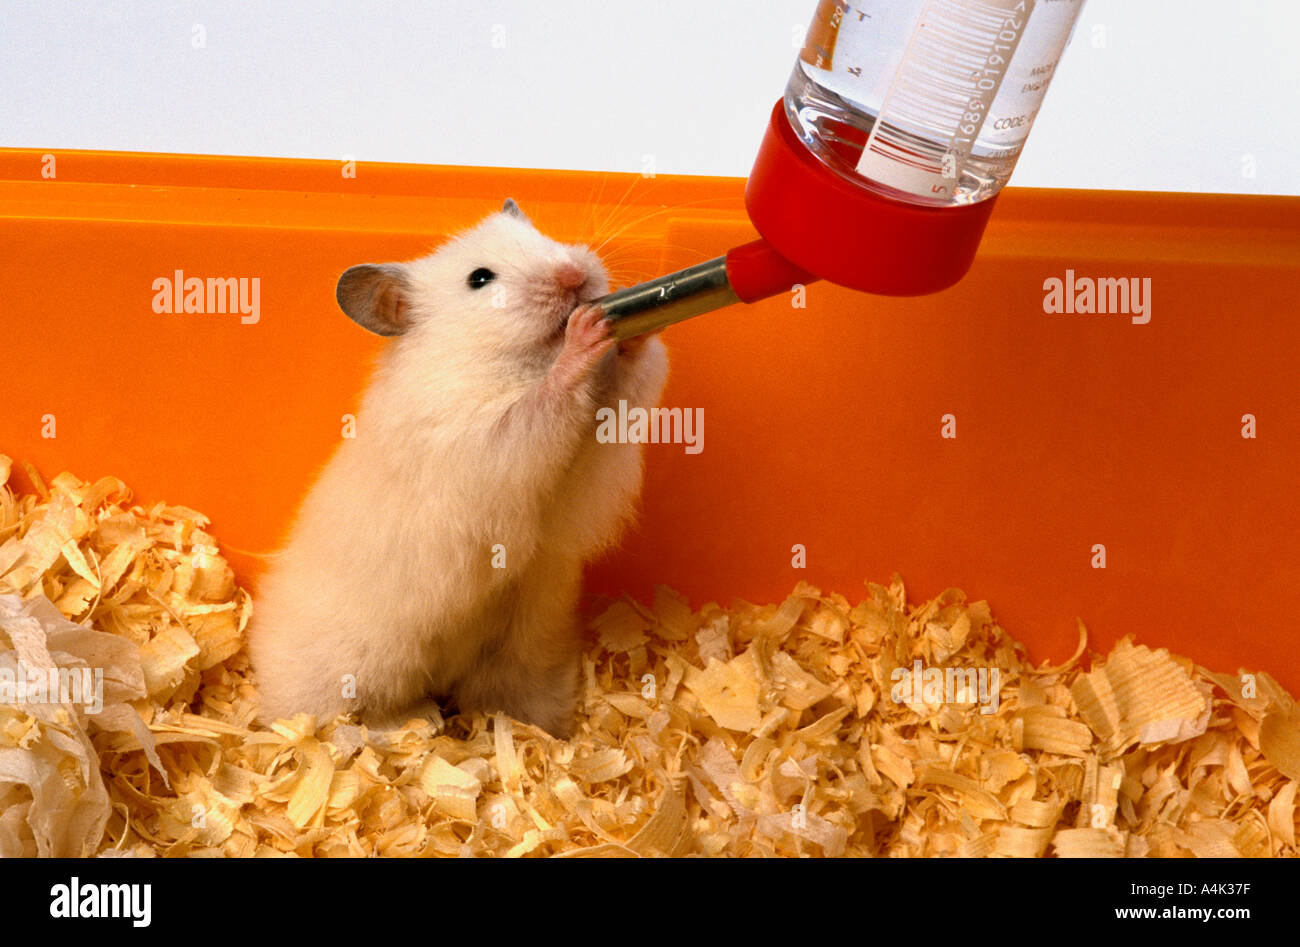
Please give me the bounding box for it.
[787,0,1086,207]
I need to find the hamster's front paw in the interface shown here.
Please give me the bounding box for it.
[551,303,616,393]
[565,302,615,359]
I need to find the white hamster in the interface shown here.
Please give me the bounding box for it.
[247,199,668,738]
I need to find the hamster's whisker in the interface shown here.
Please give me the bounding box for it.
[589,197,732,256]
[598,240,726,282]
[587,170,721,249]
[584,173,650,248]
[579,171,616,242]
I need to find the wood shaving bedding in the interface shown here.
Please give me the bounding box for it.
[0,455,1296,857]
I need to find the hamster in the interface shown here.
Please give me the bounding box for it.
[246,198,668,738]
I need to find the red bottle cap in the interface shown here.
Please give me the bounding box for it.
[741,98,998,298]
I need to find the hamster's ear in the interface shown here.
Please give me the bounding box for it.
[502,198,530,223]
[336,264,412,337]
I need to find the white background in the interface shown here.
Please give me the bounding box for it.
[3,0,1298,195]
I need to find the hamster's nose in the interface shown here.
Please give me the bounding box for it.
[553,262,587,290]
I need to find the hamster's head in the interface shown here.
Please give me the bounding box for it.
[335,199,608,365]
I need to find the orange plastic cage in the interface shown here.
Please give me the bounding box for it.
[1,148,1297,694]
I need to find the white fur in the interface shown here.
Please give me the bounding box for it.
[247,208,668,736]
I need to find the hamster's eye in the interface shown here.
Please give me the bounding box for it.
[467,267,496,290]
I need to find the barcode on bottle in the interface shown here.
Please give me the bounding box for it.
[857,0,1034,198]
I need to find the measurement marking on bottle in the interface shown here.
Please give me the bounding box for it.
[857,0,1035,199]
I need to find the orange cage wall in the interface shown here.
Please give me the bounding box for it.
[1,148,1297,693]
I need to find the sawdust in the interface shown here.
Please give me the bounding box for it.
[1,456,1296,857]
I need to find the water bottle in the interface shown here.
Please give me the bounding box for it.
[601,0,1087,338]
